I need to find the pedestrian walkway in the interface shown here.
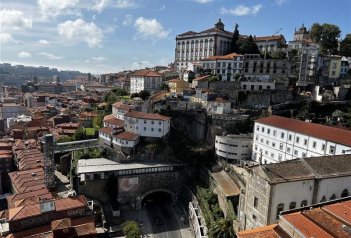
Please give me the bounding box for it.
[169,203,193,238]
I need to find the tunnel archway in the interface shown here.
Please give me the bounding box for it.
[137,189,174,209]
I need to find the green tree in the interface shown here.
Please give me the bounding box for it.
[130,93,139,98]
[340,34,351,57]
[122,221,142,238]
[238,35,260,54]
[73,127,86,141]
[111,88,128,96]
[210,218,235,238]
[310,23,341,54]
[138,90,150,100]
[231,23,240,53]
[56,136,73,143]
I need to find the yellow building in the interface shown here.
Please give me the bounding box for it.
[328,55,342,79]
[168,79,189,95]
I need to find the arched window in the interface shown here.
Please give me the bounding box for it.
[320,196,326,202]
[330,194,336,200]
[276,203,284,219]
[341,189,349,198]
[301,200,307,207]
[289,202,296,210]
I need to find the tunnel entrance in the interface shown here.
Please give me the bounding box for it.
[139,190,174,208]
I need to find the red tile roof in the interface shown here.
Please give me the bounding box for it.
[125,111,170,121]
[131,69,161,77]
[103,114,124,127]
[99,127,113,135]
[112,101,134,111]
[238,224,289,238]
[254,35,285,42]
[7,188,52,208]
[202,52,242,61]
[8,168,46,193]
[113,131,139,141]
[193,75,210,81]
[322,200,351,226]
[256,116,351,147]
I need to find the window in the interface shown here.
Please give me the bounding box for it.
[341,189,349,198]
[265,151,268,155]
[296,136,300,143]
[322,144,325,151]
[287,147,291,153]
[151,128,154,131]
[304,139,308,146]
[276,204,284,219]
[294,150,298,156]
[281,132,285,139]
[256,125,260,131]
[158,128,161,132]
[151,121,154,124]
[301,200,307,207]
[329,145,335,154]
[289,202,296,210]
[267,129,270,135]
[144,127,146,131]
[144,120,146,123]
[255,135,259,141]
[254,197,258,208]
[254,145,258,150]
[320,196,326,202]
[288,135,292,141]
[278,154,282,161]
[272,142,276,148]
[252,214,257,220]
[262,127,265,132]
[273,130,277,136]
[271,153,274,158]
[94,173,101,180]
[302,152,306,158]
[266,140,269,145]
[330,194,336,200]
[279,143,283,150]
[312,141,316,148]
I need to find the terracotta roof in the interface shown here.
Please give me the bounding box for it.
[323,200,351,226]
[238,224,290,238]
[125,111,170,121]
[283,212,334,238]
[8,168,46,193]
[254,34,285,42]
[202,52,242,61]
[8,196,87,221]
[131,69,161,77]
[99,127,113,135]
[112,101,134,111]
[79,111,97,117]
[178,30,198,36]
[168,79,182,83]
[7,188,52,208]
[103,114,124,127]
[193,75,210,81]
[113,131,139,141]
[256,116,351,147]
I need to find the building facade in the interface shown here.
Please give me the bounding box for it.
[215,134,253,161]
[201,53,244,81]
[175,19,233,70]
[124,111,170,138]
[254,35,287,55]
[130,70,163,94]
[252,116,351,164]
[239,154,351,230]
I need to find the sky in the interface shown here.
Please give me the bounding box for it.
[1,0,350,74]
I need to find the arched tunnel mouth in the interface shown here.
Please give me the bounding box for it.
[141,191,173,208]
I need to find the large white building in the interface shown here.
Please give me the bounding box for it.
[175,19,233,71]
[215,134,253,161]
[240,154,351,230]
[201,53,244,81]
[112,101,134,120]
[130,70,163,94]
[124,111,170,138]
[252,116,351,164]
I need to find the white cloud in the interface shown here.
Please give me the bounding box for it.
[220,4,262,16]
[157,4,166,11]
[134,17,169,40]
[57,19,103,48]
[123,14,133,26]
[0,33,16,44]
[91,56,105,61]
[18,51,32,58]
[115,0,136,8]
[38,39,50,45]
[38,52,63,59]
[0,9,32,31]
[193,0,213,3]
[92,0,109,13]
[275,0,288,6]
[38,0,80,18]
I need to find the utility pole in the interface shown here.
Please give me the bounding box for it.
[264,27,282,60]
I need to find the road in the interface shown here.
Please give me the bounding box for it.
[147,203,182,238]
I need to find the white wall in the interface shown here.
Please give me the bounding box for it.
[124,116,170,138]
[215,135,252,160]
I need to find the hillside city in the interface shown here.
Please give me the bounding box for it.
[1,15,351,238]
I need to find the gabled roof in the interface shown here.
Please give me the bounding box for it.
[131,69,161,77]
[178,30,198,36]
[103,115,124,127]
[124,111,170,121]
[202,52,242,61]
[112,101,134,111]
[238,224,290,238]
[256,116,351,147]
[254,34,285,42]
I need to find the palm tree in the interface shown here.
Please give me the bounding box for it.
[210,218,236,238]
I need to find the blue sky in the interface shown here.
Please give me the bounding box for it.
[1,0,350,74]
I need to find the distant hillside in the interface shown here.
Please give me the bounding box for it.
[0,63,87,86]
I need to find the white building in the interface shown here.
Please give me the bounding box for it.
[253,35,287,55]
[99,127,139,149]
[201,53,244,81]
[175,19,233,71]
[130,70,162,94]
[112,102,134,120]
[215,134,253,161]
[252,116,351,164]
[124,111,170,138]
[207,98,231,114]
[240,154,351,230]
[103,114,124,128]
